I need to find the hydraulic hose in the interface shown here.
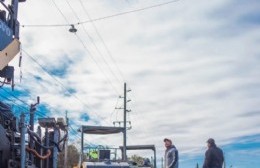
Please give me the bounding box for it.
[26,146,51,160]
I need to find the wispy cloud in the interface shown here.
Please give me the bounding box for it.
[1,0,259,167]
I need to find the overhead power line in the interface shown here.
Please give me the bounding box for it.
[50,0,120,95]
[21,0,181,28]
[0,92,29,112]
[1,88,82,144]
[74,30,121,95]
[22,49,111,125]
[0,87,52,117]
[22,49,93,110]
[0,87,29,106]
[66,0,123,85]
[79,0,126,83]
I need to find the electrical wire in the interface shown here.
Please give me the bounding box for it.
[15,69,79,116]
[74,33,120,95]
[69,125,93,146]
[128,92,148,142]
[78,0,124,84]
[0,87,57,120]
[0,93,22,105]
[0,88,78,149]
[79,0,126,82]
[51,0,71,24]
[110,97,120,123]
[0,84,43,115]
[0,95,27,119]
[66,0,122,87]
[0,69,67,119]
[18,49,91,114]
[0,87,29,106]
[21,0,181,27]
[58,0,136,138]
[70,126,82,140]
[51,0,120,97]
[68,125,87,148]
[23,49,112,125]
[0,1,143,146]
[22,49,94,110]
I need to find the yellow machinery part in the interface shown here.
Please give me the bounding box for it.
[0,39,20,70]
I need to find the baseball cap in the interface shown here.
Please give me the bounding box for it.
[207,138,215,144]
[163,138,172,143]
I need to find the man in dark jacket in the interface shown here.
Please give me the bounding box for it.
[164,138,178,168]
[203,138,224,168]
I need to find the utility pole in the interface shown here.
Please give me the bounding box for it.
[20,113,26,168]
[29,96,40,164]
[114,83,131,161]
[64,111,68,168]
[36,125,43,168]
[53,126,59,168]
[29,96,40,132]
[122,83,131,161]
[80,125,84,167]
[123,82,127,161]
[45,126,50,168]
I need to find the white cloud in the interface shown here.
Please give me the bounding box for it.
[4,0,260,164]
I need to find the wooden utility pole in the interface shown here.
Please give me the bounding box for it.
[123,82,127,161]
[122,83,132,161]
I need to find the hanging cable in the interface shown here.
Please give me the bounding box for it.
[0,87,57,120]
[74,33,120,95]
[67,0,123,85]
[22,49,93,110]
[2,0,126,129]
[79,0,126,82]
[21,0,181,27]
[51,0,121,96]
[21,50,111,125]
[51,0,71,24]
[110,97,120,123]
[66,0,122,87]
[0,87,29,106]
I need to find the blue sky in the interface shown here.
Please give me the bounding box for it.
[1,0,260,167]
[180,134,260,167]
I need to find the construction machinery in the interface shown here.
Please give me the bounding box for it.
[119,145,157,168]
[0,100,68,168]
[78,125,130,168]
[0,0,25,90]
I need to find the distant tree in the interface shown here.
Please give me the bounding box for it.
[130,154,145,166]
[58,144,80,168]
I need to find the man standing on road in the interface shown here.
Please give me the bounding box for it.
[203,138,224,168]
[164,138,178,168]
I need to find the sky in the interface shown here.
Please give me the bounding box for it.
[0,0,260,167]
